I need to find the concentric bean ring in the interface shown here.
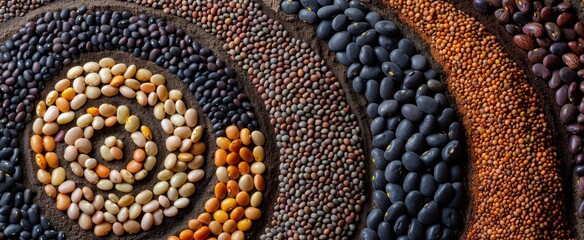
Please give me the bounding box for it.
[30,58,207,237]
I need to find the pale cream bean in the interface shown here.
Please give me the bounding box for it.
[188,169,205,183]
[105,200,120,215]
[104,136,117,147]
[170,172,188,188]
[101,85,119,96]
[110,63,127,75]
[42,122,59,135]
[55,79,71,92]
[84,72,100,86]
[120,170,135,184]
[157,169,173,181]
[76,114,93,128]
[123,65,137,79]
[32,118,44,135]
[116,183,133,193]
[50,167,66,186]
[251,162,266,174]
[71,188,83,203]
[104,212,117,224]
[97,179,114,191]
[141,212,154,231]
[83,61,100,72]
[83,126,94,139]
[36,101,46,118]
[167,187,179,201]
[154,103,165,120]
[174,126,191,139]
[239,174,254,192]
[124,79,140,90]
[173,198,189,209]
[166,136,181,151]
[188,155,205,170]
[250,192,263,207]
[147,92,158,106]
[164,154,177,169]
[84,158,97,169]
[130,132,146,148]
[135,170,147,181]
[119,86,136,98]
[94,222,111,237]
[142,200,160,213]
[129,203,141,220]
[161,119,173,134]
[123,220,141,234]
[70,94,87,110]
[108,194,119,203]
[180,139,193,153]
[65,127,83,145]
[67,66,83,79]
[100,146,113,161]
[99,68,112,84]
[70,162,83,177]
[75,138,92,154]
[145,141,158,156]
[109,170,122,184]
[43,106,59,122]
[117,207,129,222]
[143,156,156,171]
[164,99,176,115]
[85,86,101,99]
[99,58,115,68]
[79,200,95,215]
[73,77,86,93]
[84,169,99,184]
[36,169,51,184]
[57,111,75,124]
[45,90,58,105]
[136,69,152,81]
[158,195,170,209]
[136,190,153,205]
[156,85,168,101]
[251,131,266,146]
[179,183,196,197]
[82,187,94,201]
[136,91,147,106]
[92,116,105,130]
[170,114,185,127]
[63,145,78,161]
[110,146,122,160]
[118,195,134,208]
[125,115,140,132]
[170,161,188,173]
[175,100,186,115]
[152,209,163,226]
[153,181,169,195]
[67,203,80,220]
[216,166,228,183]
[79,213,93,230]
[44,185,57,198]
[112,222,124,236]
[99,104,117,117]
[185,109,198,128]
[169,90,183,101]
[163,206,179,217]
[58,180,75,194]
[150,74,166,85]
[92,211,104,225]
[93,195,105,210]
[116,105,130,124]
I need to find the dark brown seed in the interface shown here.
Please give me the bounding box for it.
[556,12,575,27]
[548,70,562,90]
[567,41,584,55]
[562,28,577,41]
[543,54,561,69]
[577,153,584,165]
[567,123,584,134]
[544,22,561,41]
[575,22,584,37]
[536,37,552,48]
[494,8,510,23]
[532,1,544,22]
[557,2,572,12]
[527,48,547,63]
[578,69,584,79]
[562,53,581,70]
[522,22,544,37]
[505,24,522,35]
[513,34,536,50]
[539,6,555,22]
[502,0,517,12]
[514,0,530,13]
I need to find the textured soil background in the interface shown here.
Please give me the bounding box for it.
[1,0,582,239]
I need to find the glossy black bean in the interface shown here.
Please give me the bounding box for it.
[371,117,387,135]
[408,218,425,240]
[441,140,459,163]
[416,84,431,98]
[345,42,360,63]
[360,228,379,240]
[473,0,496,13]
[393,215,410,235]
[385,139,405,162]
[347,22,370,35]
[281,0,302,14]
[3,224,21,237]
[378,100,399,118]
[396,119,416,141]
[403,172,420,193]
[367,103,379,118]
[390,49,410,69]
[375,20,399,37]
[426,134,448,148]
[437,108,455,130]
[425,224,442,240]
[347,62,362,78]
[403,71,425,90]
[434,183,454,206]
[379,77,395,100]
[440,208,459,228]
[419,115,437,136]
[317,5,341,19]
[374,46,390,63]
[351,76,366,94]
[405,190,424,216]
[366,208,384,230]
[402,151,423,172]
[410,55,428,70]
[420,148,440,166]
[377,222,394,239]
[401,104,424,122]
[300,0,320,10]
[385,201,406,222]
[394,89,415,104]
[433,161,450,183]
[405,133,426,153]
[418,201,440,226]
[447,122,463,141]
[344,7,365,21]
[360,65,382,79]
[550,42,568,55]
[386,183,406,203]
[372,170,387,190]
[373,130,395,149]
[447,183,464,208]
[373,190,391,211]
[385,160,404,183]
[387,116,401,131]
[382,61,404,82]
[365,79,381,102]
[359,45,375,65]
[397,38,416,56]
[328,31,351,51]
[331,14,350,31]
[316,20,334,39]
[371,148,387,169]
[420,174,437,197]
[577,165,584,176]
[356,29,378,46]
[378,35,399,51]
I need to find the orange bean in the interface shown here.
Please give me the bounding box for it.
[95,164,110,178]
[87,107,100,116]
[140,83,156,93]
[55,97,70,112]
[179,229,194,240]
[236,191,250,206]
[239,147,253,162]
[45,152,59,169]
[61,87,75,100]
[238,162,250,175]
[35,153,47,169]
[188,219,202,231]
[193,227,210,240]
[133,149,146,163]
[197,213,211,224]
[205,198,220,213]
[239,128,251,145]
[214,149,227,166]
[227,166,240,180]
[216,137,231,150]
[30,135,43,153]
[110,75,125,87]
[230,207,244,221]
[43,136,56,152]
[126,160,142,173]
[214,182,227,199]
[227,180,240,197]
[225,125,239,140]
[226,152,240,165]
[229,139,242,152]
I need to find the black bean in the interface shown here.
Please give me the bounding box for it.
[347,62,362,78]
[300,0,320,10]
[387,116,401,131]
[410,55,428,70]
[317,5,341,19]
[420,174,437,197]
[380,77,395,100]
[367,103,380,118]
[402,151,423,172]
[441,228,456,240]
[434,183,454,206]
[360,228,379,240]
[281,0,302,14]
[441,140,460,162]
[433,161,450,183]
[382,61,404,82]
[347,22,370,35]
[408,218,425,240]
[416,95,440,115]
[449,165,462,182]
[377,222,395,239]
[403,172,420,193]
[448,183,464,208]
[365,79,381,102]
[373,130,395,149]
[316,20,334,39]
[405,190,424,216]
[344,7,365,21]
[447,122,463,141]
[386,183,406,203]
[360,65,382,79]
[385,201,406,222]
[351,76,366,94]
[398,38,416,56]
[390,49,410,69]
[4,224,21,237]
[385,160,404,183]
[379,35,399,50]
[333,0,349,10]
[346,42,360,63]
[372,148,388,169]
[440,208,459,228]
[328,31,351,51]
[378,100,399,117]
[385,139,405,162]
[426,133,448,148]
[359,45,375,65]
[403,71,425,90]
[373,190,391,211]
[331,14,350,31]
[336,51,352,66]
[393,215,410,235]
[396,119,416,141]
[372,170,387,190]
[394,90,415,104]
[437,108,455,129]
[418,115,437,136]
[371,117,387,135]
[418,201,440,225]
[375,20,399,37]
[405,133,426,153]
[374,46,390,63]
[420,148,440,166]
[366,208,384,230]
[401,104,424,122]
[425,224,442,240]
